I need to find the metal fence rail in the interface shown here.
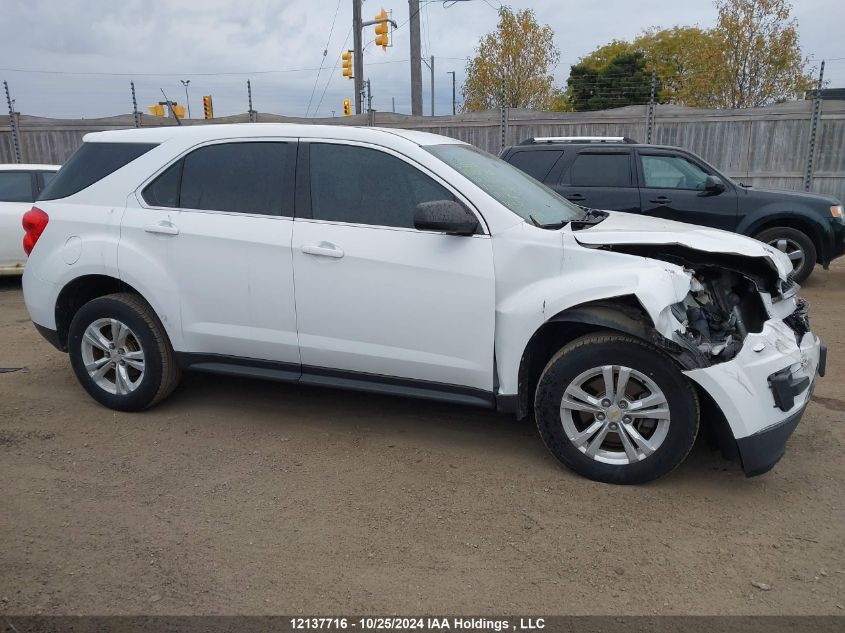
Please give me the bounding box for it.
[2,100,845,201]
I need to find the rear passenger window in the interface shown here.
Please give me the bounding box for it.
[0,172,34,202]
[507,150,562,182]
[561,153,631,187]
[142,142,295,216]
[39,142,157,200]
[309,143,453,229]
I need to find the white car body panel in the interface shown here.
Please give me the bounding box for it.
[20,124,822,467]
[0,164,59,274]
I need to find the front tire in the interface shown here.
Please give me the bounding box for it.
[534,332,699,484]
[754,226,817,283]
[67,293,180,411]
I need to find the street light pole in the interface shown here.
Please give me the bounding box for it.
[447,71,456,115]
[180,79,191,119]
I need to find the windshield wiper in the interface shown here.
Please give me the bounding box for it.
[528,214,569,230]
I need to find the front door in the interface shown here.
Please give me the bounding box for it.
[291,141,496,395]
[637,150,738,230]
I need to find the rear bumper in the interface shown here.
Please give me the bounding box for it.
[33,322,64,352]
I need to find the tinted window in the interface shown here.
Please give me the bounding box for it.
[39,142,157,200]
[142,161,182,208]
[507,150,562,182]
[562,153,631,187]
[641,154,709,190]
[178,142,293,215]
[0,172,34,202]
[40,172,57,187]
[424,144,581,226]
[309,144,453,228]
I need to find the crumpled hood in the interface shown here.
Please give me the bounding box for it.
[573,211,793,279]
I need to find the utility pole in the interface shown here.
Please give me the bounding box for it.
[409,0,423,116]
[353,0,364,114]
[180,80,191,118]
[447,71,456,115]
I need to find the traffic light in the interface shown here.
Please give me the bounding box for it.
[202,95,214,119]
[343,99,351,116]
[171,104,186,119]
[147,104,165,117]
[341,50,353,78]
[374,9,389,49]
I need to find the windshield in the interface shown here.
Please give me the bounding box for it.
[424,144,582,226]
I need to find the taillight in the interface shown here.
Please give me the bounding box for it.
[22,207,49,256]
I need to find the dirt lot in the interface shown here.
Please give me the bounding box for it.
[1,264,844,616]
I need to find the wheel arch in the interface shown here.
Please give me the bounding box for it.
[742,213,827,264]
[513,296,658,420]
[54,274,146,351]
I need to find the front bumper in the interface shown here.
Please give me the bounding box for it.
[684,319,822,476]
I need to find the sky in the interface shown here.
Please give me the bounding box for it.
[2,0,843,119]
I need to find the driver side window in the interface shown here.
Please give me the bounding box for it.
[641,154,709,190]
[309,143,453,229]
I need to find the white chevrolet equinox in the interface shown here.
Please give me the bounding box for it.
[21,124,825,484]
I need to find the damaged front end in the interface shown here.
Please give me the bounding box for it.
[608,242,824,476]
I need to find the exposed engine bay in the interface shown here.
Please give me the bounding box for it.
[602,243,808,366]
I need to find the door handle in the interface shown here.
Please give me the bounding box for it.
[301,243,344,259]
[566,193,586,201]
[144,222,179,235]
[649,196,672,204]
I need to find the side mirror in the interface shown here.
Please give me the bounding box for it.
[703,175,726,193]
[414,200,478,236]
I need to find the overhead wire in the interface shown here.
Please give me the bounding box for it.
[305,0,343,117]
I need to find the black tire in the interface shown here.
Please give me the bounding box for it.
[754,226,817,283]
[67,293,181,411]
[534,332,699,485]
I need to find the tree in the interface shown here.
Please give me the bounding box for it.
[567,52,654,111]
[462,6,560,111]
[566,0,813,109]
[708,0,813,108]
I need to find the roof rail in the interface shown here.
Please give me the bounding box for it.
[518,136,639,145]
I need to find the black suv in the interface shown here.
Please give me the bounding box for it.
[500,137,845,282]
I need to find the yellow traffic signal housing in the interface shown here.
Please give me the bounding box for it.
[202,95,214,119]
[343,99,351,116]
[147,104,165,117]
[374,9,389,49]
[171,104,186,119]
[341,50,353,78]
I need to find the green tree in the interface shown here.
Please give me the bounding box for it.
[567,52,654,111]
[462,6,560,111]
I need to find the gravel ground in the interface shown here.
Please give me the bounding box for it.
[1,262,843,615]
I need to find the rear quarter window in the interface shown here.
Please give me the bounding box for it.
[39,142,157,200]
[506,150,563,182]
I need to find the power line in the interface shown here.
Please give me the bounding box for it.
[305,0,343,118]
[313,26,353,117]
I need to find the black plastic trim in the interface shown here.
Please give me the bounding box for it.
[176,353,495,409]
[735,405,806,477]
[33,323,65,351]
[768,367,810,412]
[818,342,827,378]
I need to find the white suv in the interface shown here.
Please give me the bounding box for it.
[21,124,824,483]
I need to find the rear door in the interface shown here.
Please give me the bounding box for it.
[636,149,738,229]
[0,170,36,270]
[549,149,640,212]
[125,139,300,365]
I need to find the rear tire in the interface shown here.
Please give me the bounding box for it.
[534,332,699,484]
[67,293,180,411]
[754,226,817,283]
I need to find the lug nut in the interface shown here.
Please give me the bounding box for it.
[601,399,612,407]
[619,400,628,409]
[596,413,606,421]
[623,416,632,424]
[609,422,619,430]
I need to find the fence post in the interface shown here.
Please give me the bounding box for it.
[645,70,657,144]
[247,80,257,123]
[130,81,141,128]
[804,60,825,192]
[3,80,22,164]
